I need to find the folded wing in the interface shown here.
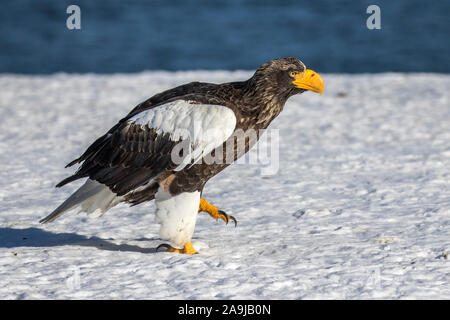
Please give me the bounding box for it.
[56,99,237,197]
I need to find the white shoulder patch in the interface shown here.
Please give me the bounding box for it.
[129,100,237,170]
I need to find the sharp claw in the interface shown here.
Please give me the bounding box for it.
[230,215,237,227]
[218,210,229,224]
[156,243,171,252]
[218,210,237,227]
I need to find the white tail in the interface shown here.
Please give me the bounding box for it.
[40,179,122,223]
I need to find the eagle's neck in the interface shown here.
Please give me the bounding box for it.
[240,78,290,128]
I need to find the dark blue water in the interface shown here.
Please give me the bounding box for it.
[1,0,449,73]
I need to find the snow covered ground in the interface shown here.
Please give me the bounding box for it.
[0,71,449,299]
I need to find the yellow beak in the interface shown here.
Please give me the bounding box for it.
[292,69,324,95]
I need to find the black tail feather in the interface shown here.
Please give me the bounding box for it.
[55,174,86,188]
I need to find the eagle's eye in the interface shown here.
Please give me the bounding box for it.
[289,71,298,78]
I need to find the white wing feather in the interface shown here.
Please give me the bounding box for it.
[129,100,237,170]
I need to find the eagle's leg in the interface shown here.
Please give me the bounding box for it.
[157,241,198,255]
[198,198,237,226]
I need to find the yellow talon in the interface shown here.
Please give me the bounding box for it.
[199,198,220,218]
[198,198,237,226]
[157,241,198,255]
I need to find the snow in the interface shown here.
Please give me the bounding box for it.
[0,71,449,299]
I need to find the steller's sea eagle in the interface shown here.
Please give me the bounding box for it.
[40,58,324,254]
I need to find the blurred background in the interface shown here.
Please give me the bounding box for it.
[1,0,449,74]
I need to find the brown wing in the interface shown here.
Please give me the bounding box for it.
[56,81,235,201]
[56,121,179,196]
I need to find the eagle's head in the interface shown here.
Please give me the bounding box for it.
[251,57,324,100]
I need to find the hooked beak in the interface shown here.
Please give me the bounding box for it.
[292,69,324,95]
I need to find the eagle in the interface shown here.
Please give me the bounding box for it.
[40,57,324,254]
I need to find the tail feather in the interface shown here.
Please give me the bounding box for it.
[40,179,119,223]
[55,173,86,188]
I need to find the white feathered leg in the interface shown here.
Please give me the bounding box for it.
[155,187,200,249]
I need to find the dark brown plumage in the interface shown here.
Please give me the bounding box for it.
[40,58,324,241]
[61,58,306,198]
